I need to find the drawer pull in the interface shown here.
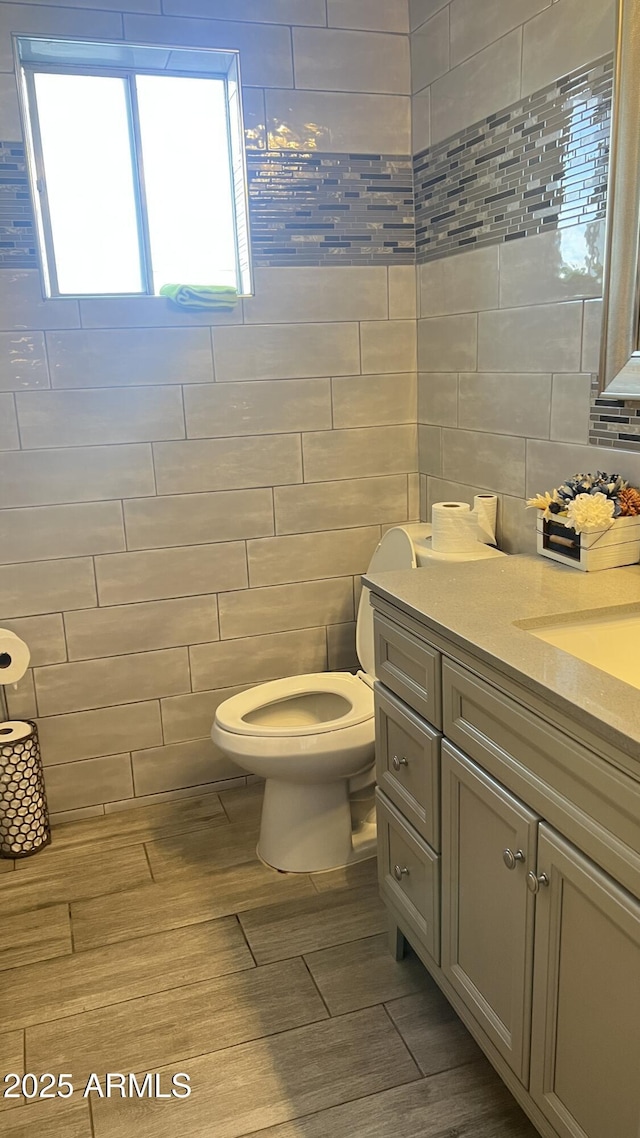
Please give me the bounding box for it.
[526,870,550,894]
[502,848,525,871]
[394,863,410,881]
[392,755,409,771]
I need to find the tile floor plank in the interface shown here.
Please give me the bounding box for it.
[0,844,151,916]
[145,819,258,879]
[239,884,387,965]
[0,1030,24,1114]
[91,1006,420,1138]
[0,916,253,1031]
[46,792,227,854]
[385,973,483,1076]
[1,782,539,1138]
[310,856,377,893]
[27,958,328,1082]
[218,781,264,825]
[0,858,14,872]
[304,933,428,1016]
[0,1099,92,1138]
[71,860,315,952]
[0,905,71,972]
[239,1058,539,1137]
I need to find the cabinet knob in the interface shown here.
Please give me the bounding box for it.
[392,755,408,771]
[526,870,550,894]
[394,864,410,881]
[503,848,525,870]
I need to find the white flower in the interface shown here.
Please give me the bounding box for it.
[565,492,615,534]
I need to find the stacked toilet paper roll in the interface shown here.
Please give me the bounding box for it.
[0,629,30,685]
[474,494,498,545]
[0,721,33,743]
[431,502,479,553]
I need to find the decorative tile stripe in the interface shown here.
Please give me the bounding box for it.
[414,55,612,264]
[0,146,416,270]
[589,385,640,453]
[247,150,415,266]
[0,142,37,269]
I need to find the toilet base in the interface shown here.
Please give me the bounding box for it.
[257,776,374,873]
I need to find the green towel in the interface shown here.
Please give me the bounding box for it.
[159,284,239,311]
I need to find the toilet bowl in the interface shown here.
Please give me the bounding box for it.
[212,523,505,873]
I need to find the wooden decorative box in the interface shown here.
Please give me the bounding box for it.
[537,513,640,571]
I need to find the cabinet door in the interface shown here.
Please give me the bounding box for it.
[441,741,539,1084]
[530,824,640,1138]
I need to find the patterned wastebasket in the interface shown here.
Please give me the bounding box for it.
[0,720,51,858]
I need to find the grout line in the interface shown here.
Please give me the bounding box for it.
[235,912,258,968]
[142,841,155,882]
[11,392,22,451]
[87,1094,96,1138]
[67,901,75,954]
[380,999,424,1073]
[300,953,333,1017]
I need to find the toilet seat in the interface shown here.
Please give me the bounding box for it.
[215,672,373,738]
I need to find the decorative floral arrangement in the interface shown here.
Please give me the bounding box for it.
[527,472,640,534]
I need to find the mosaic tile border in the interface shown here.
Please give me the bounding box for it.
[0,145,415,271]
[414,55,612,264]
[590,377,640,452]
[0,142,37,268]
[247,150,415,266]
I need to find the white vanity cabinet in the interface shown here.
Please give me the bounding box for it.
[371,597,640,1138]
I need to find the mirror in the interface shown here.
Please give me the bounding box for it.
[599,0,640,399]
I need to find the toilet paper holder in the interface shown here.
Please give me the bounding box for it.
[0,631,51,858]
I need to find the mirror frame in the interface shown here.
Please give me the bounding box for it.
[599,0,640,399]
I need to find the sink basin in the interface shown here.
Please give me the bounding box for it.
[522,606,640,689]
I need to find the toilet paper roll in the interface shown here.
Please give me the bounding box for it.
[0,720,33,744]
[474,494,498,545]
[0,629,30,685]
[431,501,480,554]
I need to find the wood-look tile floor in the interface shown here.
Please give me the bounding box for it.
[0,782,538,1138]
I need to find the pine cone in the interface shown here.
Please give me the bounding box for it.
[619,486,640,515]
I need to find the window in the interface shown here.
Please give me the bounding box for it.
[14,36,253,298]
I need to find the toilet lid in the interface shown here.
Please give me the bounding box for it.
[214,672,374,737]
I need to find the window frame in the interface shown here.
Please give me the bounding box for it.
[14,36,254,300]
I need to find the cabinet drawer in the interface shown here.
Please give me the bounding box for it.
[375,685,441,850]
[376,790,440,963]
[374,611,441,728]
[443,658,640,899]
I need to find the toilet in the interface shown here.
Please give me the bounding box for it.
[212,523,505,874]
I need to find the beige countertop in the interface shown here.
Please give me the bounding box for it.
[363,554,640,761]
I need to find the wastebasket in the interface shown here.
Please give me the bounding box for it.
[0,720,51,858]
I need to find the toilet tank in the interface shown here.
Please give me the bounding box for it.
[355,523,507,679]
[356,524,431,680]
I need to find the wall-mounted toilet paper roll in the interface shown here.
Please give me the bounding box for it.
[474,494,498,545]
[431,501,479,553]
[0,629,30,685]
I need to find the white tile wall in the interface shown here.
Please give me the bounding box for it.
[411,0,615,147]
[0,393,19,449]
[293,27,411,95]
[212,323,361,382]
[328,0,409,34]
[0,0,420,815]
[413,3,636,553]
[0,331,49,390]
[265,89,411,153]
[0,502,126,563]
